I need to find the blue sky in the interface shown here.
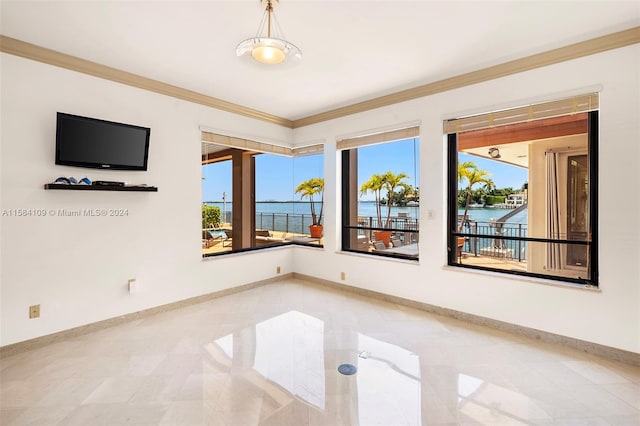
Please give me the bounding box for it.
[459,153,528,190]
[202,153,324,202]
[357,139,420,193]
[355,139,418,201]
[202,138,527,201]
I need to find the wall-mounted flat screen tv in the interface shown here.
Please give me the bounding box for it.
[55,112,150,171]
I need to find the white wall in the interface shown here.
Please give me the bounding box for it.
[3,45,639,354]
[292,45,640,354]
[0,54,294,346]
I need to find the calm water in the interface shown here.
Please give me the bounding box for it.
[205,201,421,234]
[205,202,527,233]
[460,206,528,225]
[206,202,527,257]
[206,201,420,219]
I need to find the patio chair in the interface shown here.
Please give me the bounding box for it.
[202,230,218,248]
[391,236,403,247]
[373,240,387,251]
[255,229,285,246]
[203,229,229,248]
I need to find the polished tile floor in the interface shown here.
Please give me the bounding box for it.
[1,278,639,425]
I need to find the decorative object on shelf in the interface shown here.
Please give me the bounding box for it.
[236,0,302,65]
[93,180,125,187]
[54,176,76,184]
[52,176,92,185]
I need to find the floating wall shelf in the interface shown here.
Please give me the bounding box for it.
[44,184,157,192]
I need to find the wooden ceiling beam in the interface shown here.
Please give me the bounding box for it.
[458,114,588,150]
[202,148,262,164]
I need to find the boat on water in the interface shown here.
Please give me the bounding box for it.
[468,203,485,208]
[406,201,419,206]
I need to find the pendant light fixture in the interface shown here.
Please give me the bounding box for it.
[236,0,302,65]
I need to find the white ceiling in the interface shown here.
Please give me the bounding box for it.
[464,140,529,168]
[1,1,638,121]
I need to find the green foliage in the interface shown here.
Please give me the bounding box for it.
[490,187,514,197]
[457,161,494,231]
[295,177,324,225]
[202,205,221,229]
[457,194,467,207]
[361,171,410,228]
[388,184,418,206]
[360,173,386,226]
[458,187,491,207]
[471,188,488,203]
[484,195,506,205]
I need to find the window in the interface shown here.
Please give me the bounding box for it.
[340,127,420,260]
[446,95,598,285]
[201,132,324,256]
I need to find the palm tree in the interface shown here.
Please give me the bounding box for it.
[361,171,410,228]
[360,173,385,227]
[381,171,410,228]
[458,162,494,231]
[295,177,324,226]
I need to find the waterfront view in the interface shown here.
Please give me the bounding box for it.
[201,102,595,285]
[201,136,532,268]
[203,201,525,230]
[203,201,423,235]
[202,201,529,264]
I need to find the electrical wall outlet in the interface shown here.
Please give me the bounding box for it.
[276,266,281,274]
[128,278,137,294]
[340,272,346,281]
[29,304,40,319]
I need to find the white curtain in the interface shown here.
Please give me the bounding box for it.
[546,152,562,270]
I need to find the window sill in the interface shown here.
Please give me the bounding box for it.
[441,264,601,292]
[292,243,325,251]
[337,249,420,265]
[202,243,293,259]
[203,241,322,259]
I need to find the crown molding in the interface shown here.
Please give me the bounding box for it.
[2,27,638,130]
[292,26,640,128]
[0,35,294,129]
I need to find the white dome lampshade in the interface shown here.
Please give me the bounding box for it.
[236,0,302,65]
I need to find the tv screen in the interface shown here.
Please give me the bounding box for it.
[55,112,150,171]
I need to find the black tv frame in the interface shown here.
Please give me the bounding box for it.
[55,112,150,171]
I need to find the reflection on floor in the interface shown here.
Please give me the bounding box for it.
[1,279,638,425]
